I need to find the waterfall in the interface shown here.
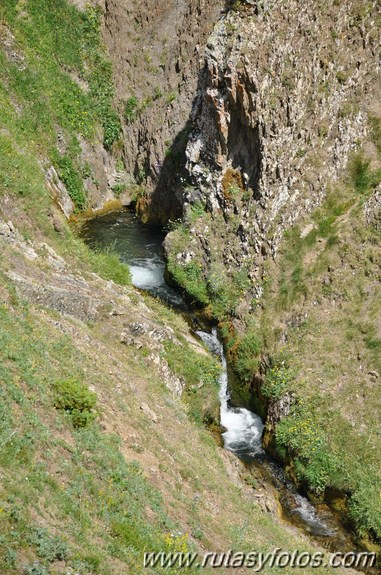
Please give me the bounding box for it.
[196,328,264,459]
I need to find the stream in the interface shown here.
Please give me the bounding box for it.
[80,209,363,557]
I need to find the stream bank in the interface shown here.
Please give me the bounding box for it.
[78,207,376,566]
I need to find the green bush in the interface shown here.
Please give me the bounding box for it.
[262,365,293,399]
[234,329,261,383]
[124,96,139,123]
[349,154,371,194]
[53,378,97,428]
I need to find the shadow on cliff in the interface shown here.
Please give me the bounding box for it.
[140,119,193,226]
[144,11,263,226]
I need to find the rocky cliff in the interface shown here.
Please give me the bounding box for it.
[161,0,381,546]
[102,0,224,221]
[166,0,379,305]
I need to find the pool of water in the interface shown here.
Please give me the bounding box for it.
[80,209,185,308]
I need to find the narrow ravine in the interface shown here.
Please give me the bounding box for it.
[80,208,367,560]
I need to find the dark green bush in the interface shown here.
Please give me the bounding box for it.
[53,378,97,428]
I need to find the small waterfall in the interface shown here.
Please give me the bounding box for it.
[196,328,264,458]
[81,208,361,553]
[196,328,336,538]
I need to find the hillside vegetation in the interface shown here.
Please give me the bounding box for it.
[0,1,360,574]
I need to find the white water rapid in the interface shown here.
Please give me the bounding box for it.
[196,328,264,458]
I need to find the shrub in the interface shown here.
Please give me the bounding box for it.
[53,378,97,428]
[262,365,293,399]
[349,154,371,194]
[234,329,261,382]
[124,96,139,123]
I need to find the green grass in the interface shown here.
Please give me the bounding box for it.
[166,224,210,306]
[0,0,121,212]
[0,287,201,575]
[233,328,261,383]
[88,245,131,286]
[164,339,221,426]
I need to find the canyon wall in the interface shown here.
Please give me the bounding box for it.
[102,0,225,221]
[169,0,380,301]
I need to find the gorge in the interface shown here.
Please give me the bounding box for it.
[0,0,380,574]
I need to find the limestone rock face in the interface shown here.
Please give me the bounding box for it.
[101,0,225,222]
[179,0,379,290]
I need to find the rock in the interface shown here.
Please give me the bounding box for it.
[140,403,158,423]
[120,333,143,349]
[300,223,316,239]
[39,243,66,271]
[7,272,101,322]
[266,393,293,432]
[149,354,184,397]
[368,370,379,380]
[52,217,64,234]
[45,166,74,219]
[364,186,381,231]
[176,251,194,265]
[128,322,149,336]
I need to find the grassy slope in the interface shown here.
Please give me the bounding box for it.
[0,2,357,575]
[0,253,355,575]
[255,132,381,544]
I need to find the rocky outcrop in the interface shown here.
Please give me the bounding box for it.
[364,185,381,231]
[169,0,379,296]
[263,392,292,453]
[101,0,225,222]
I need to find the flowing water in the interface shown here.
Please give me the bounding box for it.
[81,210,185,308]
[81,208,364,556]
